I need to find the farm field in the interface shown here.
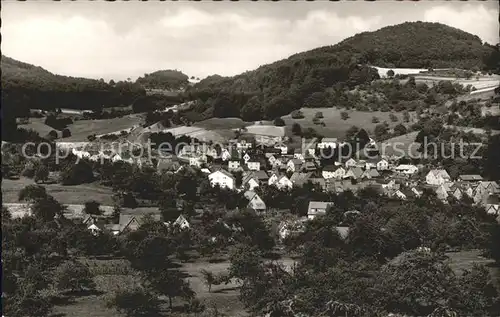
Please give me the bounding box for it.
[64,115,144,142]
[281,108,406,139]
[1,177,115,205]
[19,119,62,138]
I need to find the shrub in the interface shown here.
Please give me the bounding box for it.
[62,128,71,138]
[372,116,380,124]
[273,117,286,126]
[291,110,304,119]
[340,111,349,120]
[54,261,96,292]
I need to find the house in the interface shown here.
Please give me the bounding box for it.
[189,157,203,168]
[309,178,327,191]
[293,153,305,162]
[208,170,235,190]
[435,184,449,201]
[376,159,389,171]
[236,140,252,151]
[247,161,260,171]
[458,175,483,182]
[201,168,211,174]
[274,145,288,154]
[290,172,313,187]
[287,159,303,173]
[268,172,280,186]
[243,174,260,191]
[244,190,267,211]
[221,149,231,161]
[228,160,241,171]
[87,223,102,236]
[394,164,419,175]
[278,218,307,240]
[243,153,251,163]
[393,189,408,200]
[411,187,423,198]
[118,214,161,233]
[156,159,181,174]
[254,170,269,182]
[361,168,380,179]
[303,161,317,172]
[317,138,338,150]
[486,204,500,215]
[276,176,293,190]
[344,167,363,180]
[365,160,377,170]
[307,201,334,220]
[173,214,190,230]
[426,169,451,185]
[322,166,346,180]
[267,155,277,165]
[449,185,463,200]
[345,158,357,168]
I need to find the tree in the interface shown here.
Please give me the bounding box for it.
[389,113,398,122]
[291,110,304,119]
[387,69,395,78]
[18,184,48,202]
[340,111,349,120]
[273,117,286,127]
[54,261,96,293]
[372,116,380,124]
[403,110,410,122]
[292,123,302,136]
[62,128,71,138]
[314,111,324,119]
[47,130,58,140]
[200,269,216,293]
[147,269,195,309]
[394,123,408,136]
[34,164,49,183]
[60,160,94,185]
[83,200,102,215]
[107,288,161,317]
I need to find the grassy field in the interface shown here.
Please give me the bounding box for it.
[282,108,405,139]
[2,177,115,205]
[64,115,143,142]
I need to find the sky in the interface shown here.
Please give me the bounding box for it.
[2,1,498,81]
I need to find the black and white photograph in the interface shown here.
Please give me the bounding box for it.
[1,1,500,316]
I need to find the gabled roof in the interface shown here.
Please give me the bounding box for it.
[211,169,235,179]
[428,169,451,179]
[459,175,483,181]
[254,170,269,180]
[289,158,303,166]
[290,172,313,186]
[308,201,334,210]
[347,167,363,178]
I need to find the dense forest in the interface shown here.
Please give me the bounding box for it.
[135,70,189,90]
[182,22,498,121]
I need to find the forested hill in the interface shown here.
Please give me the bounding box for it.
[135,70,189,90]
[1,55,146,116]
[303,21,497,69]
[184,22,498,121]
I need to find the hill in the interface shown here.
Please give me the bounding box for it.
[136,69,189,90]
[1,55,146,116]
[185,22,498,122]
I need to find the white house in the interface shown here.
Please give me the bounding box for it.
[173,214,190,230]
[426,169,451,185]
[317,138,338,150]
[307,201,334,220]
[228,161,241,171]
[243,153,251,163]
[208,170,235,190]
[376,159,389,171]
[276,176,293,190]
[236,140,252,151]
[435,184,449,201]
[274,145,288,155]
[322,166,346,179]
[287,159,303,173]
[243,175,260,191]
[293,153,305,162]
[247,161,260,171]
[244,190,267,211]
[221,149,231,161]
[189,157,203,168]
[394,164,419,175]
[268,173,279,186]
[268,155,277,165]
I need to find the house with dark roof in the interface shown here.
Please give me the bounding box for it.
[458,175,483,182]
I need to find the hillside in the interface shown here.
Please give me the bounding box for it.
[136,69,189,90]
[185,22,498,122]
